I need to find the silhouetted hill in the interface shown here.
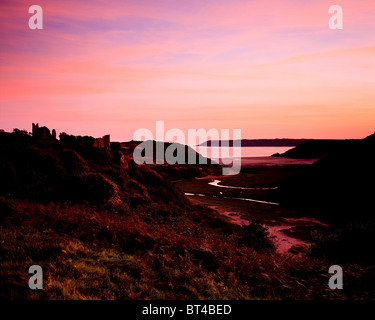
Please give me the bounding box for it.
[0,131,217,206]
[272,139,359,159]
[201,139,316,147]
[278,132,375,224]
[126,140,218,166]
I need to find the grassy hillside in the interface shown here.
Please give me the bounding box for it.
[0,130,373,299]
[277,133,375,265]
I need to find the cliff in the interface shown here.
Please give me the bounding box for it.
[272,139,359,159]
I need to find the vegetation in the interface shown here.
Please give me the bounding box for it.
[0,130,373,299]
[310,220,375,265]
[240,220,276,251]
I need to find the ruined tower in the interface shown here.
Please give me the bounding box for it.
[32,123,56,140]
[93,135,111,150]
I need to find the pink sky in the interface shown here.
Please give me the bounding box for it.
[1,0,374,141]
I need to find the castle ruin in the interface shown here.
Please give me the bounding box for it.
[32,123,110,150]
[32,123,56,140]
[93,135,111,150]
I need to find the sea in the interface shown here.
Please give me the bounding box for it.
[193,146,293,160]
[192,146,318,172]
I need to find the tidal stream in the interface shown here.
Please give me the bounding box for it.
[184,179,329,254]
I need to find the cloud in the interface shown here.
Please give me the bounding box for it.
[1,0,375,139]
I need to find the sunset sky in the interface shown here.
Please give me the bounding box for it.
[1,0,374,141]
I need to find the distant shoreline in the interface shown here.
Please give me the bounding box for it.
[200,138,355,147]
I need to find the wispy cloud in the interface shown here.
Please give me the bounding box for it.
[1,0,375,139]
